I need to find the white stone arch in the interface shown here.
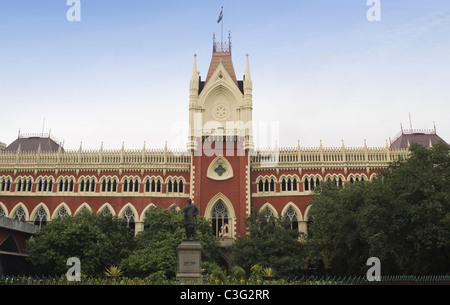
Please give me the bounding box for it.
[77,175,98,184]
[14,175,34,192]
[143,175,163,183]
[0,202,9,217]
[199,75,243,110]
[55,174,76,183]
[206,156,234,181]
[10,202,30,222]
[140,203,158,222]
[143,175,163,193]
[204,193,236,239]
[52,202,72,219]
[304,205,313,223]
[360,173,369,181]
[120,175,142,184]
[259,202,278,219]
[281,202,303,222]
[30,202,51,223]
[118,203,139,223]
[0,175,13,193]
[74,202,93,215]
[97,202,116,216]
[99,175,119,183]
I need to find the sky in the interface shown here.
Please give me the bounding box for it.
[0,0,449,150]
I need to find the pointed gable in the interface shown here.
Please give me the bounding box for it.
[205,51,238,87]
[204,32,240,89]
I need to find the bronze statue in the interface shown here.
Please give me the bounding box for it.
[182,198,199,240]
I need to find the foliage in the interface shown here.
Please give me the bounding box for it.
[120,206,221,278]
[231,265,246,280]
[232,207,306,278]
[202,261,227,283]
[26,210,135,277]
[105,266,123,278]
[307,142,450,275]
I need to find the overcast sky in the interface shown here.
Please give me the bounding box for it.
[1,0,449,150]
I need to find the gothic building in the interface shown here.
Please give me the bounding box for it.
[0,34,446,248]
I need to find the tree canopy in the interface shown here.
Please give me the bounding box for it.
[307,142,450,275]
[26,210,135,276]
[232,206,306,278]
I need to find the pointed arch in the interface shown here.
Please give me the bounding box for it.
[204,193,236,240]
[74,202,92,215]
[140,203,157,222]
[259,202,278,219]
[281,202,303,222]
[52,202,72,219]
[0,202,8,217]
[97,203,116,216]
[30,203,51,223]
[118,203,139,223]
[10,203,29,222]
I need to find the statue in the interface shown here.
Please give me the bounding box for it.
[182,198,199,240]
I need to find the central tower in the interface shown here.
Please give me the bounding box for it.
[188,33,253,241]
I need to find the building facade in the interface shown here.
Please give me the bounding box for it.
[2,35,445,247]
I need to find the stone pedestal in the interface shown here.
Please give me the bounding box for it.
[176,240,203,283]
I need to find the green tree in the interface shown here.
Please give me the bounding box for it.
[308,142,450,275]
[26,210,135,276]
[120,206,220,278]
[232,207,306,278]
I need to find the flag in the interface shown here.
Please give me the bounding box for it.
[217,7,223,23]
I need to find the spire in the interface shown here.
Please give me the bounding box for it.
[244,53,252,89]
[190,54,199,91]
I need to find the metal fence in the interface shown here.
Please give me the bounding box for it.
[1,274,449,285]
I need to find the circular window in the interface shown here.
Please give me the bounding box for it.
[212,103,230,121]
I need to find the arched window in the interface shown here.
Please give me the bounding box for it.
[293,178,297,191]
[13,207,26,222]
[168,180,172,193]
[258,180,263,192]
[156,180,161,192]
[281,179,286,192]
[211,200,230,239]
[122,207,135,229]
[1,177,12,192]
[179,180,184,193]
[101,206,112,216]
[262,207,275,223]
[270,179,275,192]
[0,207,5,217]
[284,206,299,231]
[57,207,69,219]
[304,178,309,191]
[34,207,47,228]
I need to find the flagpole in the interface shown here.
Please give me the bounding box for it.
[221,6,223,46]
